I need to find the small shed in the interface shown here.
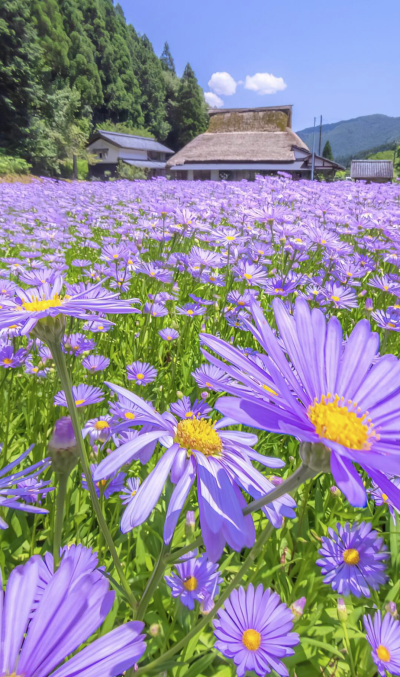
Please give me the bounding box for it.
[87,130,174,178]
[350,160,393,183]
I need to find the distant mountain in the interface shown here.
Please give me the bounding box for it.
[296,114,400,167]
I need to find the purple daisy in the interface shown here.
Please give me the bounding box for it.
[82,354,110,372]
[170,395,212,420]
[213,583,300,677]
[321,282,358,310]
[82,464,126,499]
[0,278,140,336]
[82,416,113,445]
[192,363,232,391]
[317,522,389,597]
[62,332,96,356]
[176,302,206,317]
[201,296,400,511]
[364,611,400,676]
[54,384,104,408]
[165,551,222,610]
[159,327,180,341]
[369,477,400,524]
[0,445,51,529]
[143,301,169,317]
[127,361,157,386]
[93,383,294,562]
[372,307,400,332]
[0,549,146,677]
[0,345,27,368]
[120,477,141,505]
[16,478,54,504]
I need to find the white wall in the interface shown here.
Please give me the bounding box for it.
[88,139,148,163]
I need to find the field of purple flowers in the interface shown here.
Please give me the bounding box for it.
[1,174,400,677]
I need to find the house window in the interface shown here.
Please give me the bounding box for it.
[219,170,233,181]
[99,153,103,159]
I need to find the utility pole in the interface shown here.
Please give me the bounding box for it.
[318,115,322,155]
[311,117,316,181]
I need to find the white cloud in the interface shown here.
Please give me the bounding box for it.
[208,72,238,96]
[204,91,224,108]
[244,73,287,95]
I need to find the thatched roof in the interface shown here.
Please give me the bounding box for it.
[167,129,309,167]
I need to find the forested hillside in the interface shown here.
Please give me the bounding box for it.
[297,114,400,167]
[0,0,209,174]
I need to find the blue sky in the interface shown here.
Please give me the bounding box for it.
[120,0,400,131]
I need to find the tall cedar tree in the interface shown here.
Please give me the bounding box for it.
[172,63,209,149]
[160,41,175,74]
[322,140,334,161]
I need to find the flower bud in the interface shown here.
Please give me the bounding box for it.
[337,597,348,622]
[185,510,195,539]
[365,298,373,312]
[48,417,79,475]
[290,597,306,621]
[32,315,66,344]
[386,601,398,618]
[201,391,209,400]
[149,623,161,637]
[200,593,215,615]
[330,485,341,496]
[269,475,283,487]
[176,391,183,399]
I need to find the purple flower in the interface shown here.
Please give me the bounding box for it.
[232,261,268,287]
[213,583,300,677]
[0,278,140,335]
[364,611,400,676]
[16,477,54,504]
[82,464,126,499]
[201,296,400,512]
[54,384,104,408]
[317,522,389,597]
[165,552,222,610]
[369,477,400,524]
[176,302,206,317]
[321,282,358,309]
[170,395,212,420]
[127,360,157,386]
[62,332,96,355]
[82,416,113,445]
[82,354,110,372]
[159,327,180,341]
[0,445,51,529]
[0,548,146,676]
[93,383,294,562]
[120,477,141,505]
[372,306,400,331]
[0,344,27,368]
[192,363,232,391]
[143,301,168,317]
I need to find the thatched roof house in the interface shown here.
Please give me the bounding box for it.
[350,160,393,183]
[167,106,343,181]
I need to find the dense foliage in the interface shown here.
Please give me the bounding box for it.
[1,175,400,676]
[0,0,208,175]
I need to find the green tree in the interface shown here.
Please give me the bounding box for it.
[172,63,208,148]
[31,0,70,79]
[0,0,43,150]
[160,41,175,74]
[130,33,169,139]
[322,140,334,161]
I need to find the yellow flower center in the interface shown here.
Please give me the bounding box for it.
[32,367,39,372]
[382,493,388,502]
[21,293,63,313]
[124,412,135,420]
[136,373,144,380]
[131,489,137,497]
[150,271,155,276]
[187,310,194,315]
[97,479,107,487]
[377,645,390,662]
[113,253,119,259]
[183,576,198,591]
[331,295,340,302]
[3,358,12,365]
[75,399,85,406]
[167,336,172,340]
[308,394,376,450]
[274,288,284,293]
[343,548,360,565]
[388,322,396,328]
[97,325,104,330]
[185,411,194,418]
[242,629,261,651]
[94,420,109,430]
[175,418,222,456]
[226,235,236,241]
[243,273,252,280]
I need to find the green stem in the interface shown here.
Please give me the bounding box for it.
[135,541,171,621]
[165,536,203,563]
[53,473,69,568]
[134,523,275,676]
[341,619,356,677]
[243,463,317,515]
[48,340,137,610]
